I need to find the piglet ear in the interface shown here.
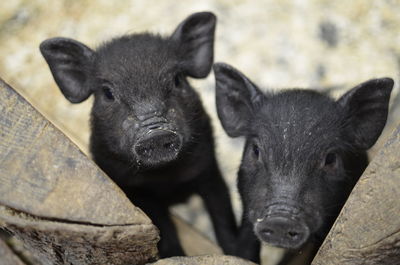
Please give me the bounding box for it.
[337,77,394,150]
[214,63,263,137]
[40,37,95,103]
[171,12,216,78]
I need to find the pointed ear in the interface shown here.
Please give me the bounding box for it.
[214,63,263,137]
[338,77,394,150]
[171,12,216,78]
[40,37,95,103]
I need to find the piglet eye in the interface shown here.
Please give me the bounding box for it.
[324,153,337,167]
[252,144,260,158]
[174,75,181,87]
[102,86,114,101]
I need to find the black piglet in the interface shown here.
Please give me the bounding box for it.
[214,62,393,264]
[40,12,237,257]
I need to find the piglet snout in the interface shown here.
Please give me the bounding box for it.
[134,130,182,165]
[255,204,310,249]
[256,215,309,249]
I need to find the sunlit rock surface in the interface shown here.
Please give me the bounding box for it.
[1,1,399,264]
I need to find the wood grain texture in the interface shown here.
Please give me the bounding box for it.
[0,78,149,226]
[0,78,159,264]
[150,255,257,265]
[312,124,400,265]
[0,205,159,265]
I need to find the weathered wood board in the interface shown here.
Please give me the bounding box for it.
[0,205,159,265]
[150,255,257,265]
[0,78,159,264]
[0,78,149,226]
[312,124,400,265]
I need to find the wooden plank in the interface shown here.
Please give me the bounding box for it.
[0,78,159,264]
[312,124,400,265]
[0,205,158,265]
[0,78,148,226]
[150,254,256,265]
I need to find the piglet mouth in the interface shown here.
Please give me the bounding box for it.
[133,128,183,167]
[253,203,313,249]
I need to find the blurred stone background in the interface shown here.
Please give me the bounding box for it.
[1,1,399,264]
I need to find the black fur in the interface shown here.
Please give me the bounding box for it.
[214,62,393,263]
[40,12,237,257]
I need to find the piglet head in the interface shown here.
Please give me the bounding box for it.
[214,63,393,249]
[40,12,216,167]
